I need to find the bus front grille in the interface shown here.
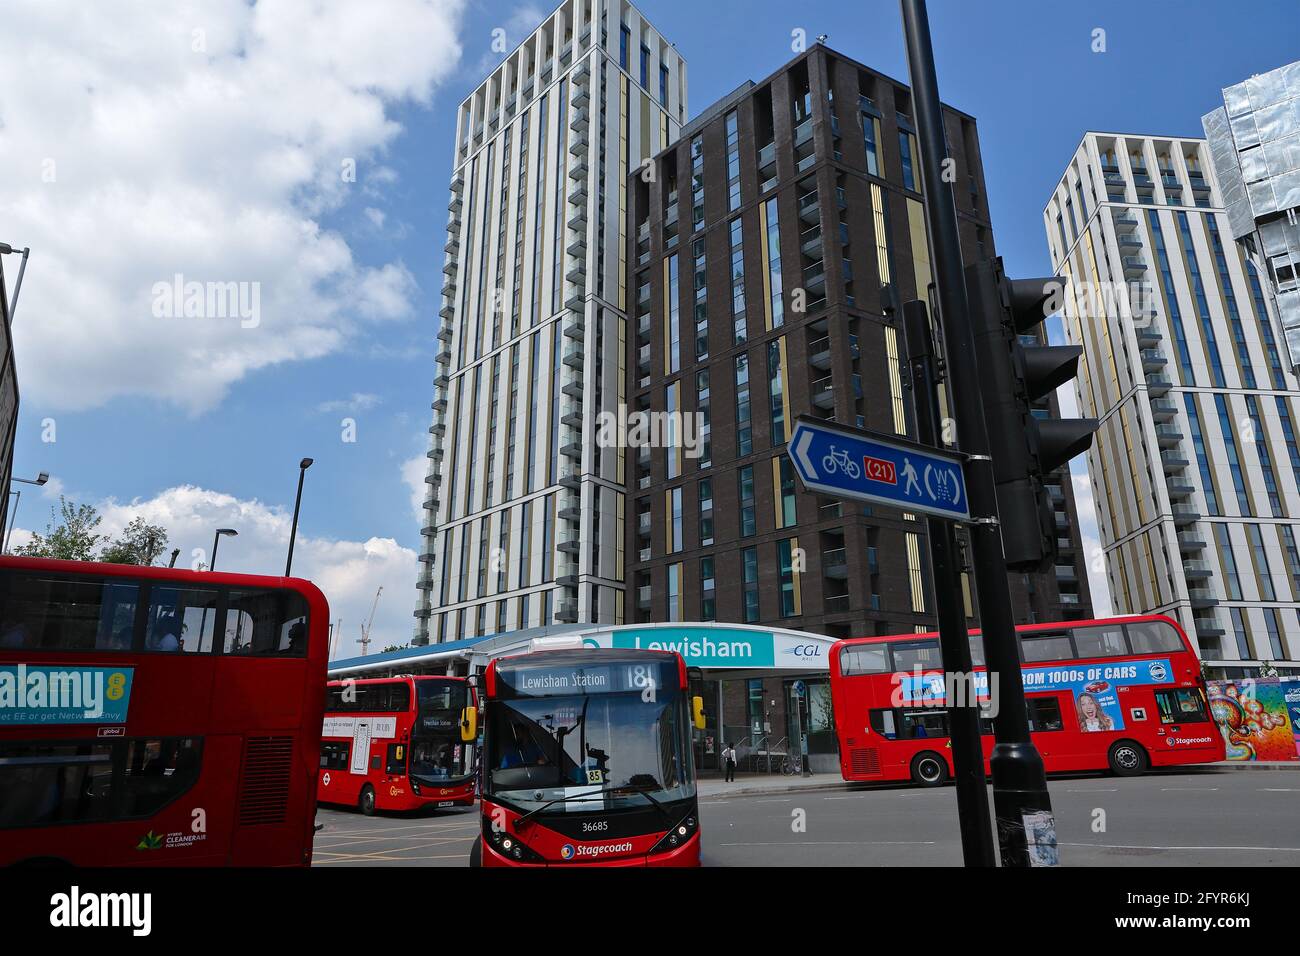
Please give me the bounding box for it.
[238,736,294,826]
[849,747,881,777]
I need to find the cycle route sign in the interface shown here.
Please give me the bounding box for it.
[787,417,970,522]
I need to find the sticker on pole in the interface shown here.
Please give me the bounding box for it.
[1022,810,1059,867]
[787,418,970,521]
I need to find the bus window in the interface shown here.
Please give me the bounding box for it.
[968,634,986,667]
[892,640,942,671]
[120,738,202,816]
[899,709,948,739]
[0,574,140,652]
[868,709,897,739]
[1126,620,1185,655]
[1155,688,1209,724]
[146,587,219,653]
[1025,697,1063,732]
[320,742,350,770]
[840,645,890,676]
[225,589,311,657]
[0,741,116,828]
[1020,632,1073,663]
[1071,623,1128,659]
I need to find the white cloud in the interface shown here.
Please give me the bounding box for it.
[0,0,466,414]
[10,483,419,659]
[401,453,429,522]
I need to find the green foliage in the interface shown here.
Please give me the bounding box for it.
[13,497,104,561]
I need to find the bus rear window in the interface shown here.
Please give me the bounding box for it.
[1155,688,1209,724]
[224,589,310,657]
[0,574,140,652]
[1126,620,1185,654]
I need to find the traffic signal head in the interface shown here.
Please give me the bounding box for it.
[965,257,1098,571]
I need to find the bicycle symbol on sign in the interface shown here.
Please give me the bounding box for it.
[821,445,861,479]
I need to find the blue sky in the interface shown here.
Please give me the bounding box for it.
[4,0,1298,648]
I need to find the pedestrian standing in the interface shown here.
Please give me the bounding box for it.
[723,742,737,783]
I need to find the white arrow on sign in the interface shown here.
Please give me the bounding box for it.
[793,427,818,480]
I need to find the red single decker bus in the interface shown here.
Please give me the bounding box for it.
[0,555,329,866]
[830,614,1224,786]
[317,675,478,814]
[474,640,706,867]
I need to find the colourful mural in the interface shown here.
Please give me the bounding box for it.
[1207,679,1299,762]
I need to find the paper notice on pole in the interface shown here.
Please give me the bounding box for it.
[1023,810,1060,867]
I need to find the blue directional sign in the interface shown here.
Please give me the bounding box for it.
[787,418,970,521]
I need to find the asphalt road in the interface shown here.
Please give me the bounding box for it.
[312,769,1300,867]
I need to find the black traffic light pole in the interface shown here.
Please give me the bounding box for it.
[902,300,997,868]
[899,0,1056,866]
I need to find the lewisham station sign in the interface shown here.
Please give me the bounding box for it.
[576,625,835,671]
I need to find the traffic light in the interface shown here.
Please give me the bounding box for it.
[964,256,1097,571]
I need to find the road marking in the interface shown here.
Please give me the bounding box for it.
[1159,787,1219,791]
[1065,788,1118,792]
[1260,788,1300,792]
[751,798,795,804]
[1060,842,1300,852]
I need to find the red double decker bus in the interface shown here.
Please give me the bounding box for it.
[474,641,706,867]
[830,614,1224,786]
[317,675,477,814]
[0,555,329,866]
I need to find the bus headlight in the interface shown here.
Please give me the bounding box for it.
[483,815,544,863]
[650,811,698,855]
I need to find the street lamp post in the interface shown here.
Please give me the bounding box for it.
[5,471,49,553]
[285,458,313,577]
[210,528,238,572]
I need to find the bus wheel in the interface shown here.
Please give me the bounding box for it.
[910,752,949,787]
[469,838,482,868]
[1108,740,1148,777]
[359,785,378,816]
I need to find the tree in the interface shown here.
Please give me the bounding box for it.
[13,497,104,561]
[381,643,411,653]
[99,516,170,566]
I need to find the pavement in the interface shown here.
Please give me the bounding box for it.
[312,764,1300,867]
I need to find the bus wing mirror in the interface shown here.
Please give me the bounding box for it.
[691,696,706,731]
[460,705,478,743]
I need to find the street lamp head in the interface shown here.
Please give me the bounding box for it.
[216,528,238,538]
[35,472,48,486]
[300,458,314,470]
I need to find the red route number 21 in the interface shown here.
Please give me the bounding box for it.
[863,456,896,484]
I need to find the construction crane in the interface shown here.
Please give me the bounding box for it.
[358,586,383,656]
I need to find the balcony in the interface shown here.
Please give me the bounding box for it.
[637,585,652,609]
[435,346,451,366]
[808,335,833,370]
[800,226,823,260]
[567,234,587,258]
[433,371,448,389]
[1188,587,1217,609]
[793,116,814,148]
[1150,397,1177,420]
[560,441,582,460]
[437,323,453,344]
[637,512,652,534]
[564,291,585,313]
[572,85,589,108]
[563,344,584,369]
[562,405,583,428]
[564,314,586,338]
[562,379,583,399]
[448,194,462,214]
[1166,477,1195,498]
[797,192,821,225]
[1160,448,1189,473]
[1122,255,1147,277]
[568,181,588,206]
[1113,211,1139,232]
[566,260,586,285]
[758,141,776,176]
[569,156,588,181]
[560,471,581,491]
[559,496,582,522]
[1183,560,1214,581]
[1195,618,1226,640]
[444,234,460,255]
[1177,531,1207,553]
[439,300,455,321]
[1155,422,1183,447]
[822,548,848,580]
[431,393,447,413]
[555,599,579,624]
[569,130,588,155]
[1136,325,1162,348]
[1146,373,1172,396]
[1118,232,1142,252]
[1054,565,1078,583]
[1171,503,1200,525]
[811,375,835,409]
